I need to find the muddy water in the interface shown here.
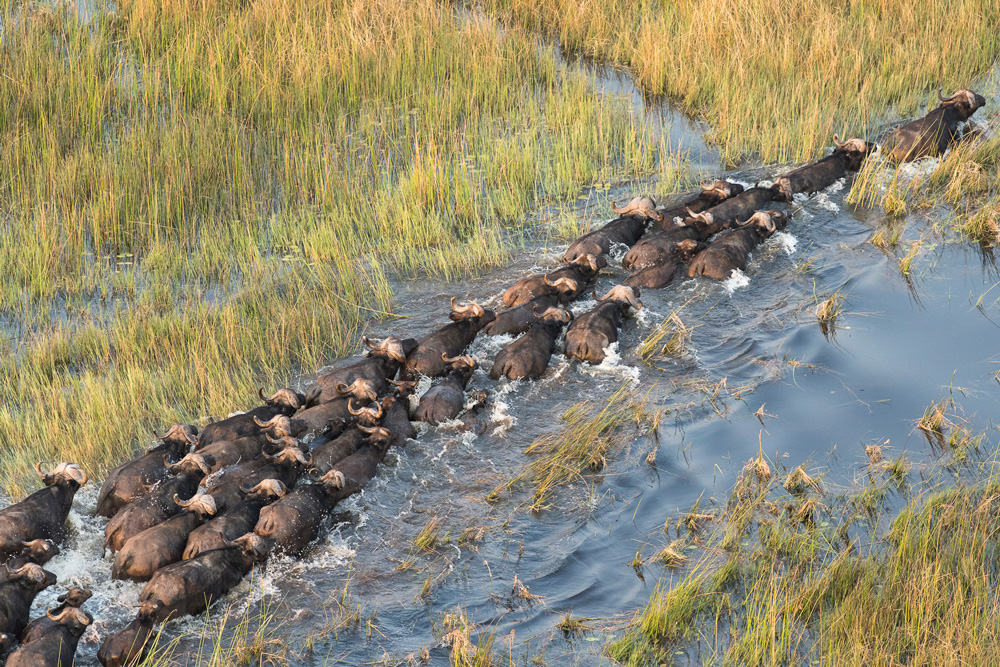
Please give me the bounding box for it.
[8,61,1000,667]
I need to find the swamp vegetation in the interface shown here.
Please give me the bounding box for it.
[2,0,1000,664]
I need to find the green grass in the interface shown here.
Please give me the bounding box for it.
[0,0,686,496]
[606,408,1000,667]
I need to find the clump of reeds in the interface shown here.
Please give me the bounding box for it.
[814,291,844,338]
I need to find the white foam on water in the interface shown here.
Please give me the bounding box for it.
[489,381,519,436]
[570,298,598,316]
[636,306,665,329]
[609,242,631,262]
[576,342,641,383]
[724,268,751,293]
[771,232,798,255]
[825,177,847,194]
[813,192,841,212]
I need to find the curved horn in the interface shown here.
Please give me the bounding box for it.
[335,383,350,395]
[262,449,278,462]
[833,134,846,148]
[47,608,68,622]
[361,335,378,351]
[938,88,955,102]
[610,200,626,215]
[387,379,403,387]
[265,434,283,445]
[174,493,194,508]
[736,215,752,227]
[163,455,179,471]
[686,207,698,218]
[348,399,365,416]
[239,480,257,494]
[450,299,485,319]
[308,467,325,482]
[35,462,47,478]
[253,415,277,428]
[700,181,716,191]
[258,388,269,402]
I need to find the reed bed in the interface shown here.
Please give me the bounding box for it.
[479,0,1000,162]
[0,0,683,495]
[608,418,1000,667]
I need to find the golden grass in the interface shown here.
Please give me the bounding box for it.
[481,0,1000,162]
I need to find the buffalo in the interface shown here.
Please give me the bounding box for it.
[652,180,745,231]
[563,215,648,266]
[183,480,287,560]
[565,285,643,364]
[96,424,197,518]
[772,135,873,202]
[624,239,706,289]
[490,307,572,381]
[485,294,562,337]
[402,299,495,379]
[688,210,791,280]
[306,336,416,403]
[97,613,156,667]
[413,354,478,425]
[501,259,597,308]
[680,186,776,233]
[199,415,306,473]
[0,463,87,560]
[20,586,92,644]
[257,429,392,555]
[5,606,92,667]
[113,493,218,582]
[0,562,56,636]
[377,395,416,447]
[274,377,380,440]
[310,427,365,472]
[137,533,270,624]
[104,453,214,554]
[2,539,59,573]
[882,89,987,162]
[196,388,303,448]
[458,390,491,436]
[611,196,663,221]
[205,445,310,511]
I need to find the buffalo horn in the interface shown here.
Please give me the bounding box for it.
[46,607,68,622]
[258,387,270,402]
[347,399,364,416]
[450,298,485,319]
[361,335,379,352]
[253,415,278,428]
[938,88,955,103]
[833,133,846,148]
[34,462,48,478]
[239,481,256,494]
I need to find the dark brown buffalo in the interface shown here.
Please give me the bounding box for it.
[196,388,303,448]
[458,391,491,435]
[183,480,287,560]
[137,533,270,624]
[305,336,416,404]
[565,286,643,364]
[6,606,92,667]
[256,430,393,555]
[490,307,572,381]
[502,257,598,307]
[681,186,776,232]
[377,395,416,447]
[0,463,87,560]
[272,377,380,440]
[653,180,745,231]
[772,135,873,202]
[96,424,197,518]
[0,563,56,636]
[485,294,562,337]
[112,494,218,582]
[104,454,214,554]
[882,89,987,162]
[624,239,705,289]
[97,614,156,667]
[19,587,92,645]
[204,446,310,511]
[310,428,365,471]
[413,355,477,425]
[688,210,791,280]
[402,300,495,380]
[563,215,648,265]
[199,415,305,473]
[2,539,59,574]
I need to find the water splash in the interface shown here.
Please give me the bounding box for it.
[724,269,751,293]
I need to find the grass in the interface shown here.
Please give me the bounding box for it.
[480,0,1000,163]
[0,0,687,496]
[814,291,844,338]
[606,403,1000,667]
[487,384,656,511]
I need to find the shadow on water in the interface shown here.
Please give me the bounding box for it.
[7,23,1000,667]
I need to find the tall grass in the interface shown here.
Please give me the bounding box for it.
[0,0,683,495]
[480,0,1000,162]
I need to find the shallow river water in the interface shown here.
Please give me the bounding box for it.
[8,64,1000,666]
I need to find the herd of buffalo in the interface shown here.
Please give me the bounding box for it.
[0,88,987,665]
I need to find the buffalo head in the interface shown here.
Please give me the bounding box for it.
[738,210,791,235]
[361,335,414,363]
[152,424,198,447]
[938,88,986,120]
[611,195,664,222]
[262,445,312,468]
[568,252,607,278]
[46,605,93,634]
[174,493,218,517]
[348,398,384,425]
[18,538,59,565]
[164,453,215,476]
[258,387,304,411]
[832,134,874,170]
[57,586,94,608]
[252,414,306,438]
[239,478,288,500]
[35,462,87,488]
[596,285,643,310]
[700,180,744,202]
[335,378,379,403]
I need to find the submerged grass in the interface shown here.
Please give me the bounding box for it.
[607,403,1000,667]
[487,384,656,511]
[0,0,685,495]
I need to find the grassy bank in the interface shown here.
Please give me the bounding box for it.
[0,0,683,495]
[479,0,1000,162]
[608,402,1000,666]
